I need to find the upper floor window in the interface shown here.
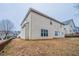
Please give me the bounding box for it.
[50,21,52,25]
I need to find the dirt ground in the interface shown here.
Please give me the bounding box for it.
[0,38,79,56]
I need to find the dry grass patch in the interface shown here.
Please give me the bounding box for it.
[0,38,79,56]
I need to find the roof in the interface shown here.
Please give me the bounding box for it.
[75,27,79,29]
[21,8,64,25]
[63,19,72,25]
[63,19,76,26]
[74,26,79,32]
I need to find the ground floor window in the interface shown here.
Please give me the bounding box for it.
[55,31,63,36]
[62,32,63,35]
[41,29,48,37]
[55,31,59,36]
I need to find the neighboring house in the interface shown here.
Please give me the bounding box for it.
[13,31,20,37]
[0,31,20,40]
[74,27,79,33]
[20,8,65,39]
[63,19,76,35]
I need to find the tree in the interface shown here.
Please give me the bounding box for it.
[0,19,14,39]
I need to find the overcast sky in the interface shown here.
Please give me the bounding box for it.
[0,3,79,31]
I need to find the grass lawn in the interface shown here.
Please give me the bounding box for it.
[0,38,79,56]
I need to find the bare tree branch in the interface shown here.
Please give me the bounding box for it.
[0,19,14,39]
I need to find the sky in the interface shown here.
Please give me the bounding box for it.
[0,3,79,31]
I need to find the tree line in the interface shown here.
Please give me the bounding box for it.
[0,19,14,40]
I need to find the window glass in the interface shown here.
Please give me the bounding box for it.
[55,31,58,36]
[50,21,52,25]
[62,32,63,35]
[44,32,46,36]
[46,30,48,36]
[41,29,48,37]
[41,29,43,33]
[41,32,43,37]
[41,29,43,36]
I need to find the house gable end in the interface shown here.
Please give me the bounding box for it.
[21,8,64,26]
